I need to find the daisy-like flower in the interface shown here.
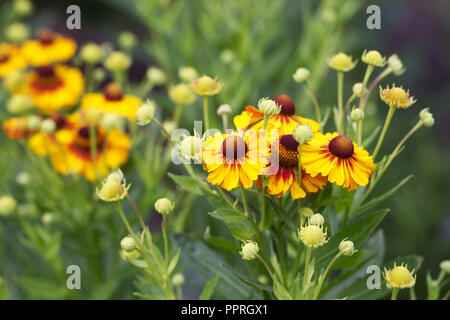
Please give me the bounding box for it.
[384,264,416,289]
[202,130,269,191]
[233,94,320,137]
[298,223,328,248]
[17,65,84,114]
[97,169,130,202]
[190,75,222,96]
[2,115,37,139]
[263,134,327,199]
[35,117,131,181]
[301,132,376,191]
[21,29,77,66]
[82,82,142,120]
[0,43,27,78]
[380,85,416,109]
[327,53,357,72]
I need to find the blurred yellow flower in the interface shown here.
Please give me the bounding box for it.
[0,43,27,78]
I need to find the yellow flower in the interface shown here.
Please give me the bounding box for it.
[21,29,77,66]
[0,43,27,78]
[202,130,269,191]
[263,134,327,199]
[380,85,416,109]
[81,82,142,120]
[233,94,320,137]
[361,50,386,67]
[97,169,130,201]
[190,75,222,96]
[301,132,376,191]
[384,264,416,289]
[298,223,328,248]
[328,53,357,72]
[2,115,38,139]
[18,65,84,114]
[169,83,196,105]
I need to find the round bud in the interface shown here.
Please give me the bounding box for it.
[240,241,259,260]
[7,94,32,114]
[154,198,174,215]
[293,124,314,144]
[5,23,29,43]
[169,83,196,105]
[3,71,25,92]
[80,43,104,64]
[178,66,198,83]
[339,239,355,256]
[41,119,56,134]
[439,260,450,274]
[293,67,310,83]
[217,104,232,116]
[118,31,137,51]
[308,213,324,226]
[97,180,124,201]
[93,67,106,82]
[419,108,435,127]
[180,135,203,159]
[120,236,137,252]
[41,212,56,225]
[27,116,41,131]
[362,50,385,67]
[172,273,185,286]
[0,195,17,215]
[13,0,33,17]
[352,82,363,97]
[298,224,328,248]
[146,67,167,86]
[258,98,280,116]
[101,113,124,131]
[350,108,365,121]
[16,171,30,185]
[136,100,156,126]
[299,207,314,218]
[104,51,131,71]
[387,54,405,76]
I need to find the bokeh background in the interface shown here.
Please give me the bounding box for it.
[1,0,449,299]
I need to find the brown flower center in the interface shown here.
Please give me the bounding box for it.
[274,94,295,116]
[328,135,354,158]
[74,126,104,150]
[38,29,55,45]
[0,52,9,63]
[32,66,63,91]
[103,82,124,101]
[221,136,248,160]
[50,114,67,130]
[278,134,299,168]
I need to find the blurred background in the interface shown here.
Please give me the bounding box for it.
[0,0,449,299]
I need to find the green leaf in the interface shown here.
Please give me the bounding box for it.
[167,248,181,276]
[199,275,220,300]
[363,125,381,148]
[273,276,292,300]
[355,175,413,215]
[208,208,258,241]
[168,173,203,195]
[332,250,371,270]
[208,208,247,224]
[206,236,240,253]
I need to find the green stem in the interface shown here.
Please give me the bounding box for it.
[173,104,182,126]
[88,125,98,180]
[203,96,210,131]
[162,213,169,267]
[373,106,396,159]
[305,82,321,124]
[337,71,344,133]
[221,114,228,131]
[313,253,342,299]
[257,255,274,281]
[391,288,399,300]
[302,247,312,298]
[355,120,362,145]
[240,185,249,217]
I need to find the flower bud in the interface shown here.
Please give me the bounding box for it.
[80,43,104,64]
[178,66,198,83]
[136,100,156,126]
[93,67,106,82]
[0,195,17,215]
[440,260,450,274]
[169,83,196,105]
[104,51,131,71]
[3,71,25,92]
[328,53,357,72]
[101,113,124,131]
[350,108,365,121]
[107,169,124,184]
[387,54,405,76]
[299,207,314,218]
[121,249,141,260]
[339,239,355,256]
[190,75,222,96]
[96,174,129,202]
[419,108,435,127]
[172,273,185,286]
[41,212,56,225]
[258,98,281,116]
[5,23,29,43]
[352,82,363,97]
[7,94,32,114]
[293,124,314,144]
[16,171,30,185]
[180,135,203,160]
[293,67,310,83]
[27,116,41,131]
[298,224,328,248]
[217,104,232,116]
[154,198,174,215]
[146,67,167,86]
[240,241,259,260]
[40,119,56,134]
[362,50,386,67]
[220,50,235,64]
[13,0,33,17]
[308,213,324,226]
[120,236,137,252]
[118,31,137,51]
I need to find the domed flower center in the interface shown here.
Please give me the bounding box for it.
[0,51,9,63]
[390,266,413,285]
[38,29,55,45]
[278,134,299,168]
[274,94,295,116]
[331,53,352,69]
[103,82,124,101]
[221,136,248,160]
[389,87,408,104]
[328,135,354,158]
[32,66,63,91]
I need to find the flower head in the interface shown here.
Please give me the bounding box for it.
[361,50,386,67]
[240,241,259,260]
[387,54,405,76]
[180,133,203,161]
[0,195,17,215]
[97,170,130,202]
[169,83,196,105]
[104,51,131,71]
[7,94,32,114]
[146,67,166,85]
[339,239,356,256]
[154,198,174,215]
[350,108,365,121]
[178,66,198,83]
[352,82,363,97]
[40,119,56,134]
[190,75,222,96]
[384,264,416,289]
[258,98,281,116]
[298,223,328,248]
[80,43,104,64]
[380,85,416,109]
[13,0,33,17]
[293,67,310,83]
[118,31,137,51]
[328,53,357,72]
[5,23,29,43]
[120,236,137,252]
[136,100,156,126]
[293,124,314,144]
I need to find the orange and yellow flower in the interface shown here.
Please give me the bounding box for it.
[0,43,27,78]
[263,134,327,199]
[18,65,84,114]
[2,115,36,139]
[21,29,77,66]
[202,130,269,191]
[29,114,131,181]
[301,132,375,191]
[233,94,320,137]
[81,82,142,121]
